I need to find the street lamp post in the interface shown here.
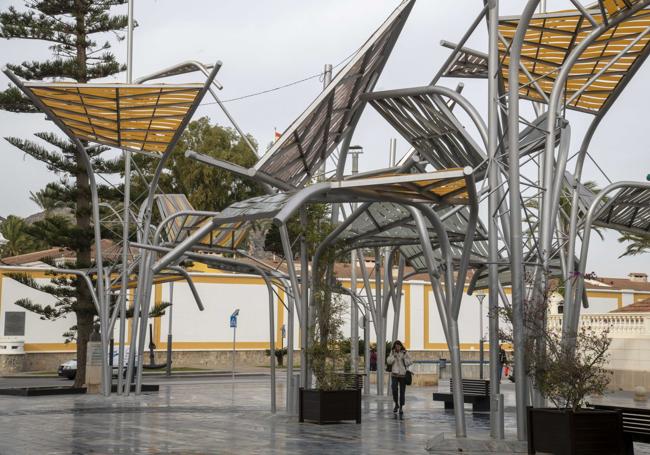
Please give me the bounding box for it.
[476,292,486,379]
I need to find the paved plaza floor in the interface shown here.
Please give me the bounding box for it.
[0,377,648,454]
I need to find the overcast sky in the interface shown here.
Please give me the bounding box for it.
[0,0,648,278]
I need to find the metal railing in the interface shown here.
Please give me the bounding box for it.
[548,313,650,338]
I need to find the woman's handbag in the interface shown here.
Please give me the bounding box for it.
[405,369,413,386]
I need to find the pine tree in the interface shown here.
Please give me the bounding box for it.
[0,1,128,387]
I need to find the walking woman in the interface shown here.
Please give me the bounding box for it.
[386,340,412,416]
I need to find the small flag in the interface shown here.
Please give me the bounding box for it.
[274,129,282,142]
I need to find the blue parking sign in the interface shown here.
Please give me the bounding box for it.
[230,315,237,328]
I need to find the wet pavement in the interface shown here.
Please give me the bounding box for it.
[0,378,648,454]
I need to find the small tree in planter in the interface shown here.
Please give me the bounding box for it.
[499,282,623,454]
[309,287,347,391]
[299,247,361,424]
[534,326,612,411]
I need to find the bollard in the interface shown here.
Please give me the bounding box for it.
[85,340,103,394]
[634,386,648,402]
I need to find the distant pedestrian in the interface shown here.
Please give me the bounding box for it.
[386,340,412,417]
[498,345,508,382]
[369,347,377,372]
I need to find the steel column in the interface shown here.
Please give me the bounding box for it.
[507,0,540,440]
[487,0,503,438]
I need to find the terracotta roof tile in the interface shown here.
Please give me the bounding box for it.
[611,298,650,313]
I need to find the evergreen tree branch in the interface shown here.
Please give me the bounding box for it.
[4,136,75,174]
[15,297,68,320]
[0,86,37,113]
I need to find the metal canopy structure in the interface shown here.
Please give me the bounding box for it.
[440,42,489,78]
[499,5,650,114]
[5,0,650,445]
[24,82,205,153]
[329,168,473,205]
[151,168,475,271]
[155,193,288,249]
[601,0,645,18]
[594,186,650,236]
[364,87,487,173]
[155,194,210,244]
[564,172,650,237]
[3,61,220,399]
[245,0,415,189]
[337,203,489,271]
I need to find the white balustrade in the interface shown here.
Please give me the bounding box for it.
[547,313,650,338]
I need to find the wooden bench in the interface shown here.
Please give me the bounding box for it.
[590,403,650,453]
[338,373,364,390]
[433,378,490,412]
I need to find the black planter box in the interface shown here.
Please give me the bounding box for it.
[0,386,86,396]
[527,407,625,454]
[299,388,361,424]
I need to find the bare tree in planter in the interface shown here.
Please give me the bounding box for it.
[499,281,622,454]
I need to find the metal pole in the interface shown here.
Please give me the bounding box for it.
[409,206,465,436]
[374,248,383,395]
[507,0,540,440]
[126,0,134,83]
[232,325,236,382]
[391,257,405,343]
[117,156,130,394]
[318,64,332,181]
[487,0,504,438]
[364,307,370,395]
[350,147,362,375]
[351,252,359,372]
[165,282,173,377]
[286,287,295,412]
[479,295,484,380]
[299,210,309,388]
[268,285,276,414]
[117,0,135,395]
[130,62,222,395]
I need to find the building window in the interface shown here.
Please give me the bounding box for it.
[4,312,26,336]
[557,304,564,315]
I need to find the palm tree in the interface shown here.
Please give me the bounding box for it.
[29,182,66,212]
[524,180,605,247]
[618,233,650,257]
[0,215,34,257]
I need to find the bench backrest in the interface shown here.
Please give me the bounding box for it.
[449,378,490,396]
[592,404,650,443]
[339,373,364,391]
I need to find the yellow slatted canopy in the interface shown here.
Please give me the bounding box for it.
[338,168,472,205]
[499,4,650,114]
[154,193,251,249]
[195,219,250,249]
[24,82,204,153]
[602,0,644,17]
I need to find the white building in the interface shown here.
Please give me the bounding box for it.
[0,250,649,389]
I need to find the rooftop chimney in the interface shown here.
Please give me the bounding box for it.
[629,272,648,283]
